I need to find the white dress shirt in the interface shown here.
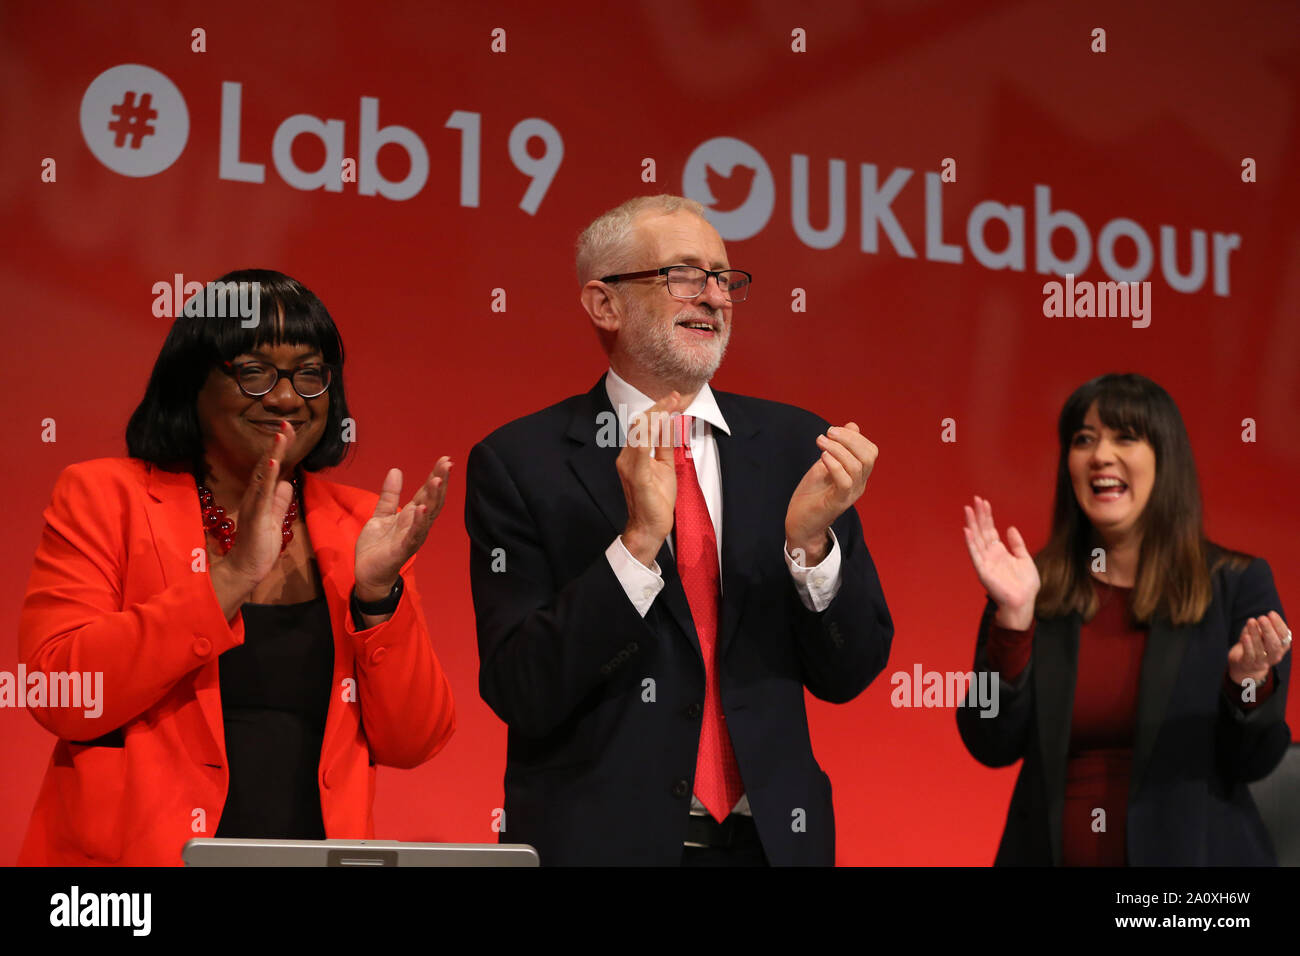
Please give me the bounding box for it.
[599,367,843,822]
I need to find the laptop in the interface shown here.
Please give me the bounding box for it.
[182,838,539,867]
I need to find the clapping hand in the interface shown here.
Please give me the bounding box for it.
[785,422,877,564]
[616,392,684,567]
[222,423,299,587]
[1227,611,1292,686]
[962,495,1040,630]
[354,458,453,600]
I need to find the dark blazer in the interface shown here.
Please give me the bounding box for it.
[957,551,1291,865]
[465,375,892,865]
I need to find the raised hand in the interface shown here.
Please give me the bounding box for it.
[616,391,684,567]
[785,422,877,564]
[209,422,298,618]
[1227,611,1292,685]
[963,495,1040,630]
[354,458,453,599]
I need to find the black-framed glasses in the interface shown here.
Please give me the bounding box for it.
[220,360,333,399]
[600,265,753,303]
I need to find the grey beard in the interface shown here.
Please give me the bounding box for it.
[622,301,729,392]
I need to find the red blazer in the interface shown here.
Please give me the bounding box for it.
[17,457,456,865]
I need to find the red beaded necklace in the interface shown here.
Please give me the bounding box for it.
[196,474,300,555]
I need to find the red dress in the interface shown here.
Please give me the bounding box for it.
[986,580,1272,866]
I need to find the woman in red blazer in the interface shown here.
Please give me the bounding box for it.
[18,270,456,865]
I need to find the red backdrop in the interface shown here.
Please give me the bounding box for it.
[1,0,1296,865]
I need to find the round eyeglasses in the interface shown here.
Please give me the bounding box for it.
[220,360,333,399]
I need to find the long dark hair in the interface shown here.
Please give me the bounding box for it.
[1034,373,1249,626]
[126,269,351,474]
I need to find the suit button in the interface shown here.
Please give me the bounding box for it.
[687,702,702,718]
[672,779,689,798]
[193,637,212,657]
[370,647,387,665]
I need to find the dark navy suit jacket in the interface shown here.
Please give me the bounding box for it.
[465,375,893,865]
[957,550,1290,865]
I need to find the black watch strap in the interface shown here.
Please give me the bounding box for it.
[351,575,403,624]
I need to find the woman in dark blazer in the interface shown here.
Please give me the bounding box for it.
[957,373,1291,865]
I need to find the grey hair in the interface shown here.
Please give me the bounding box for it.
[575,194,708,286]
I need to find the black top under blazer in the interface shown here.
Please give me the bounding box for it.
[957,549,1291,865]
[465,375,893,865]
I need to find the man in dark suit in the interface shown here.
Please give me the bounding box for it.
[465,194,892,865]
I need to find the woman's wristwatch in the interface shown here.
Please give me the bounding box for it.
[351,576,403,627]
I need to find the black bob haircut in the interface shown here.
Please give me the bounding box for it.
[126,269,351,474]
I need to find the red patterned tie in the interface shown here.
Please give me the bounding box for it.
[673,414,743,822]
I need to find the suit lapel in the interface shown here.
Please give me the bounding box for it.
[712,391,763,661]
[565,375,701,656]
[300,471,354,769]
[566,378,633,543]
[143,464,227,764]
[1129,617,1188,802]
[1033,614,1079,866]
[1036,606,1192,863]
[300,471,351,618]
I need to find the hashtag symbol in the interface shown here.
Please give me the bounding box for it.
[107,91,158,148]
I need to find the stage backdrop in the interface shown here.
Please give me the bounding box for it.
[1,0,1296,865]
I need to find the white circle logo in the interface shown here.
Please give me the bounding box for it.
[682,137,775,241]
[80,64,189,177]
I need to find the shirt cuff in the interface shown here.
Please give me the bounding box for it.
[607,536,663,618]
[784,529,842,612]
[987,619,1035,684]
[1223,669,1276,711]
